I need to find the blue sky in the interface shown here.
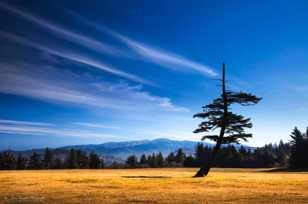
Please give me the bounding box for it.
[0,0,308,150]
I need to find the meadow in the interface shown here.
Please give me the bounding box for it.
[0,168,308,204]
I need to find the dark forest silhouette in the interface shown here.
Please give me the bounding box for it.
[289,127,308,169]
[193,63,261,177]
[0,138,297,170]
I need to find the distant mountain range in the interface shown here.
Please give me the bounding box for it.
[7,138,254,164]
[62,138,208,159]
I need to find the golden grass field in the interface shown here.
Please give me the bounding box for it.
[0,168,308,204]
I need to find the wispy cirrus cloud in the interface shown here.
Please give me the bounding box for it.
[0,61,189,113]
[0,2,123,57]
[0,119,121,139]
[109,30,218,77]
[0,31,152,85]
[68,11,217,77]
[73,122,121,130]
[0,120,53,127]
[0,1,216,82]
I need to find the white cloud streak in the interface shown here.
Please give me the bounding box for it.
[0,31,152,85]
[68,12,217,77]
[0,2,123,57]
[73,122,121,130]
[0,120,53,127]
[110,31,218,77]
[0,120,121,139]
[0,62,189,113]
[0,2,216,82]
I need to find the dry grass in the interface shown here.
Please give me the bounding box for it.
[0,168,308,204]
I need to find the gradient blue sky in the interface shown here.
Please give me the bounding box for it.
[1,0,308,150]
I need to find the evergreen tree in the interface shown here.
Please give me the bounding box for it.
[175,148,185,165]
[16,153,27,170]
[43,148,54,169]
[194,143,209,167]
[89,152,101,169]
[76,150,89,168]
[183,155,195,167]
[53,158,63,169]
[28,152,41,169]
[66,149,78,169]
[166,152,176,166]
[126,155,138,168]
[0,151,16,170]
[276,140,290,167]
[156,152,164,167]
[148,153,158,168]
[139,154,148,167]
[289,127,308,168]
[193,63,261,177]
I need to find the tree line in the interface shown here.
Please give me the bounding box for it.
[0,148,103,170]
[124,142,290,168]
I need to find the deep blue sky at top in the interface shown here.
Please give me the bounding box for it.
[0,0,308,150]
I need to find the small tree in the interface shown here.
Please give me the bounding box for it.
[28,152,41,169]
[89,152,101,169]
[43,148,54,169]
[139,154,148,167]
[156,152,164,167]
[66,149,78,169]
[76,150,89,169]
[175,148,185,165]
[16,153,27,170]
[193,63,261,177]
[166,152,176,166]
[126,155,138,168]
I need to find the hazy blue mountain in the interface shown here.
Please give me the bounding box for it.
[61,138,210,159]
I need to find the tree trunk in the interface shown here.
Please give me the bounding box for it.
[193,139,223,177]
[194,166,210,177]
[194,63,228,178]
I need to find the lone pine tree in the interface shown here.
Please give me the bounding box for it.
[193,63,261,177]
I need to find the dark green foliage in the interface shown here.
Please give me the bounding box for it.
[183,155,195,167]
[175,148,185,164]
[166,152,176,166]
[66,149,78,169]
[126,155,138,168]
[147,153,158,168]
[43,148,53,169]
[89,152,101,169]
[16,154,27,170]
[0,142,293,170]
[28,152,41,169]
[194,144,211,167]
[53,158,64,169]
[0,151,16,170]
[289,127,308,168]
[76,150,89,168]
[139,154,148,167]
[156,152,164,167]
[193,63,261,177]
[123,142,291,169]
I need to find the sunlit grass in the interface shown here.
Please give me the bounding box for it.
[0,168,308,204]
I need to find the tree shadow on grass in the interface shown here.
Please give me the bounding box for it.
[122,176,171,179]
